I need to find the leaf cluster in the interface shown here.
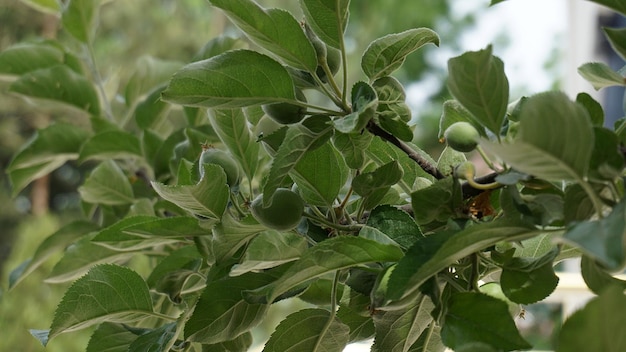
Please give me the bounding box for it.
[4,0,626,351]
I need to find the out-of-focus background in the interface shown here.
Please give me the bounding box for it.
[0,0,623,351]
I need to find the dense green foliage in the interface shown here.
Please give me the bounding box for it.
[3,0,626,351]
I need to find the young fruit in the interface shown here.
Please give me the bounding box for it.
[316,46,341,82]
[444,121,480,152]
[261,89,307,125]
[250,188,304,231]
[198,146,241,187]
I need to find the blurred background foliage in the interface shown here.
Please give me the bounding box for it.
[0,0,476,350]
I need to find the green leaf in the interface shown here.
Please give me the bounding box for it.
[481,91,594,181]
[246,236,404,303]
[79,160,135,205]
[581,256,626,295]
[134,84,170,130]
[208,108,260,182]
[373,76,413,142]
[7,122,90,195]
[366,205,423,250]
[500,248,560,304]
[564,184,596,224]
[336,306,375,343]
[210,213,266,264]
[230,231,308,276]
[162,50,295,108]
[436,146,467,177]
[263,308,349,352]
[209,0,317,71]
[86,323,137,352]
[562,197,626,270]
[185,272,273,343]
[151,164,229,220]
[362,28,439,80]
[124,56,182,106]
[263,117,333,206]
[192,35,248,62]
[61,0,97,43]
[353,160,403,211]
[45,233,139,283]
[128,323,176,352]
[79,130,143,162]
[0,42,64,75]
[10,65,100,115]
[604,27,626,60]
[299,0,350,49]
[122,216,208,238]
[332,132,373,169]
[372,295,435,352]
[441,292,531,351]
[49,264,154,342]
[578,62,626,90]
[19,0,60,14]
[388,218,539,301]
[587,0,626,16]
[9,221,98,288]
[576,92,605,126]
[447,45,509,135]
[146,245,201,288]
[203,333,254,352]
[367,137,434,188]
[588,127,624,180]
[335,81,378,134]
[410,177,462,225]
[290,142,349,207]
[439,100,485,140]
[557,285,626,352]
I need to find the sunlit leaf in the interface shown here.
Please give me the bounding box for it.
[578,62,626,90]
[209,0,317,71]
[162,50,295,108]
[362,28,439,80]
[299,0,350,48]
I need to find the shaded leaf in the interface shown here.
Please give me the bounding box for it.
[246,236,404,303]
[185,272,273,343]
[581,256,626,295]
[86,323,137,352]
[79,160,135,205]
[79,130,143,162]
[263,308,349,352]
[335,81,377,133]
[352,160,403,211]
[372,295,435,352]
[0,42,64,75]
[366,205,423,250]
[61,0,97,43]
[604,27,626,60]
[388,218,539,301]
[441,292,530,351]
[124,56,182,106]
[128,323,177,352]
[7,122,89,195]
[557,286,626,352]
[332,131,373,169]
[447,45,509,135]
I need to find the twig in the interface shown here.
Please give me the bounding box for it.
[366,121,445,180]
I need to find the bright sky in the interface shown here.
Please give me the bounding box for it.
[408,0,569,116]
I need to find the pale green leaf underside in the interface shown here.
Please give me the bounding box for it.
[151,164,229,220]
[79,160,135,205]
[299,0,350,49]
[362,28,440,80]
[578,62,626,90]
[230,231,308,276]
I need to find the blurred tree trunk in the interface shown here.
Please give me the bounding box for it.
[30,13,58,216]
